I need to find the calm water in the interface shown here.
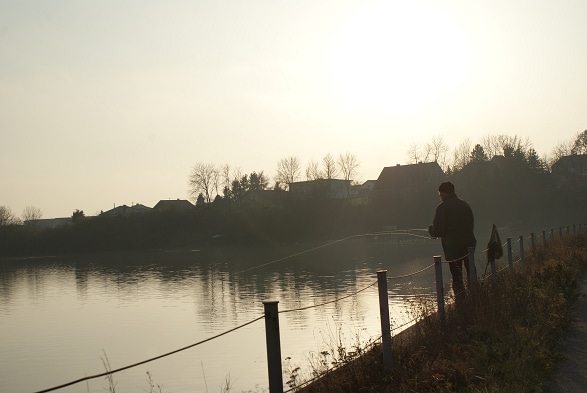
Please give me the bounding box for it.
[1,237,444,393]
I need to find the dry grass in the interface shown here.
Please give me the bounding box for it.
[295,231,587,393]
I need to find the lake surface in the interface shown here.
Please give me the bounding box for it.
[1,236,445,393]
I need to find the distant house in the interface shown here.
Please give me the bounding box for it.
[289,179,352,200]
[152,199,194,212]
[26,217,72,230]
[348,180,377,205]
[551,154,587,188]
[101,203,152,217]
[356,179,377,193]
[374,162,445,227]
[375,162,445,196]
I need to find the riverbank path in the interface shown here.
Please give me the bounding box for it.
[548,272,587,392]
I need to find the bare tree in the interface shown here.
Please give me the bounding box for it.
[481,134,532,159]
[481,134,501,158]
[426,136,449,163]
[337,152,360,181]
[571,129,587,155]
[305,160,323,180]
[220,164,243,197]
[549,140,574,167]
[498,135,531,158]
[406,143,422,164]
[276,156,301,189]
[0,206,20,226]
[322,153,339,179]
[221,164,232,193]
[422,135,449,170]
[188,162,219,203]
[22,206,42,227]
[451,138,473,171]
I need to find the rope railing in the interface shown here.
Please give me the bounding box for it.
[442,253,470,264]
[279,280,378,314]
[33,314,265,393]
[387,263,435,280]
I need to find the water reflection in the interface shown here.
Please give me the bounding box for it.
[0,237,444,393]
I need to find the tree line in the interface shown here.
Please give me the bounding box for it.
[1,130,585,256]
[188,151,361,206]
[190,131,586,206]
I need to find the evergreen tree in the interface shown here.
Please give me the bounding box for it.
[470,144,488,163]
[526,148,546,173]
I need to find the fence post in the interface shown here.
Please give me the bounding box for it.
[507,237,513,272]
[434,256,445,323]
[530,233,536,252]
[490,253,497,283]
[467,247,479,299]
[377,270,393,371]
[263,300,283,393]
[519,235,525,267]
[559,227,563,239]
[550,228,554,241]
[573,224,576,234]
[467,247,477,287]
[542,230,546,247]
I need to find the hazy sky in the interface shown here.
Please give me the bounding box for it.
[1,0,586,219]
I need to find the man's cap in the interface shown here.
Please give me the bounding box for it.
[438,181,455,194]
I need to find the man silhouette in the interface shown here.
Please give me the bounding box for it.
[428,182,476,301]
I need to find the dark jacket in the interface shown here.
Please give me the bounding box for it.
[428,194,476,254]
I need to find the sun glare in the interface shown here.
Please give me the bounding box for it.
[327,2,470,115]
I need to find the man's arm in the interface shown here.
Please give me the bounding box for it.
[429,204,447,238]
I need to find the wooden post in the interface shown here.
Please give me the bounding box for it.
[507,237,513,272]
[550,228,554,241]
[468,247,477,290]
[559,227,563,239]
[490,254,497,283]
[542,230,546,247]
[434,256,445,323]
[530,233,536,252]
[519,235,525,267]
[377,270,393,371]
[263,300,283,393]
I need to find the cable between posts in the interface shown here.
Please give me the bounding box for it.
[279,281,378,313]
[387,263,435,280]
[32,315,265,393]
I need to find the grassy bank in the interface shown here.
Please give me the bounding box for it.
[293,231,587,393]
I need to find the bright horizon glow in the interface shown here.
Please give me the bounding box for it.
[327,2,471,115]
[1,0,585,219]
